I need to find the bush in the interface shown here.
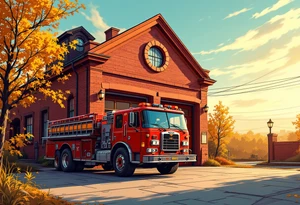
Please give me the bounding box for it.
[203,159,221,166]
[285,154,300,162]
[37,156,53,167]
[215,157,236,165]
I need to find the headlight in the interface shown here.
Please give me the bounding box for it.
[146,148,158,153]
[150,140,160,146]
[182,141,189,146]
[183,149,189,153]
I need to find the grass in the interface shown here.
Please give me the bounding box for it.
[203,159,221,166]
[0,162,82,205]
[214,157,236,165]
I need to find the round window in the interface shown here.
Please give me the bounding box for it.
[148,47,164,67]
[76,38,84,51]
[144,40,169,72]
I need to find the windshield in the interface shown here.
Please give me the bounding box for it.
[142,110,187,130]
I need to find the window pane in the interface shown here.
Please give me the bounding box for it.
[105,100,114,110]
[116,102,130,110]
[115,115,123,128]
[69,99,74,110]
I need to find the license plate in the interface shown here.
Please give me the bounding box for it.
[171,157,178,160]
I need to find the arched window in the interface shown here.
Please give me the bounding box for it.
[68,96,75,117]
[76,38,84,52]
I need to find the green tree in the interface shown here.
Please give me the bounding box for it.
[208,101,235,158]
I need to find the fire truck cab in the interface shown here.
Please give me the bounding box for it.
[45,102,196,177]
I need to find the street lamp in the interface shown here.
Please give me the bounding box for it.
[97,89,105,100]
[267,119,274,134]
[203,104,209,113]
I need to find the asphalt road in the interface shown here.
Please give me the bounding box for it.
[25,165,300,205]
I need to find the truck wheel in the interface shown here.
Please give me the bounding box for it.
[102,163,113,171]
[113,148,136,177]
[54,151,62,171]
[60,148,76,172]
[157,163,179,174]
[75,162,85,172]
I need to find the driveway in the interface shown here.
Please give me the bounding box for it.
[30,166,300,205]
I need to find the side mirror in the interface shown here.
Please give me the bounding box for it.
[129,112,135,125]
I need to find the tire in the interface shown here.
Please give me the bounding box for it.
[60,148,76,172]
[75,162,85,172]
[113,147,136,177]
[157,163,179,175]
[102,163,113,171]
[54,151,62,171]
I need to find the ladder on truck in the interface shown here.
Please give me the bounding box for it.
[46,113,97,139]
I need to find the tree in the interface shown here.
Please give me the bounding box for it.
[0,0,85,165]
[208,101,235,158]
[292,114,300,141]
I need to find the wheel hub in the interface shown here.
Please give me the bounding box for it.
[116,154,125,171]
[62,153,69,168]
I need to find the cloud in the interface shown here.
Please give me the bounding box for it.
[81,6,126,42]
[194,8,300,55]
[253,0,293,19]
[209,34,300,79]
[231,99,267,107]
[224,8,252,20]
[202,58,214,62]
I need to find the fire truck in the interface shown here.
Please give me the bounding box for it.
[45,102,196,177]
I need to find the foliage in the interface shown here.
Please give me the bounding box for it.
[208,101,235,158]
[292,114,300,141]
[203,159,221,166]
[227,131,268,160]
[0,161,84,204]
[214,157,235,165]
[0,0,85,166]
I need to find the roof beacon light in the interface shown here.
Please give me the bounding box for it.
[138,102,151,107]
[152,103,163,108]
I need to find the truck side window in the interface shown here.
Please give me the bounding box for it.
[129,112,140,127]
[115,114,123,128]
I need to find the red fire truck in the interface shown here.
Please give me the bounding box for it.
[45,102,196,177]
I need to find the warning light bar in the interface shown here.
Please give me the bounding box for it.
[138,102,181,110]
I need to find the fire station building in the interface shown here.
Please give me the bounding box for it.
[10,14,215,165]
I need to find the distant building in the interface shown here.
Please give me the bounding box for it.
[10,14,215,165]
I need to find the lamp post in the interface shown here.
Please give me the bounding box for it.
[267,119,274,134]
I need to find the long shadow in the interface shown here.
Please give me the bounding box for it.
[59,171,300,205]
[24,166,300,205]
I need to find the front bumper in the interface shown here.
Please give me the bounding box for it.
[143,154,197,163]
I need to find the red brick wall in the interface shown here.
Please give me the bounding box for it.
[98,26,201,90]
[273,141,300,161]
[10,65,88,159]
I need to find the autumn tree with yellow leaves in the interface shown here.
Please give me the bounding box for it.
[0,0,85,166]
[208,101,235,158]
[292,114,300,141]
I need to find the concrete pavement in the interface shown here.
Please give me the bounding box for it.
[27,166,300,205]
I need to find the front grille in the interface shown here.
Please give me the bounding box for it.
[162,133,179,151]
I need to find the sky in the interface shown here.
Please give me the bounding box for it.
[58,0,300,135]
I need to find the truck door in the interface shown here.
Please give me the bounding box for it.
[124,111,141,156]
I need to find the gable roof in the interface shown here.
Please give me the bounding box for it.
[58,26,95,41]
[90,14,215,85]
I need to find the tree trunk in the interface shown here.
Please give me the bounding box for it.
[0,109,9,168]
[215,136,220,158]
